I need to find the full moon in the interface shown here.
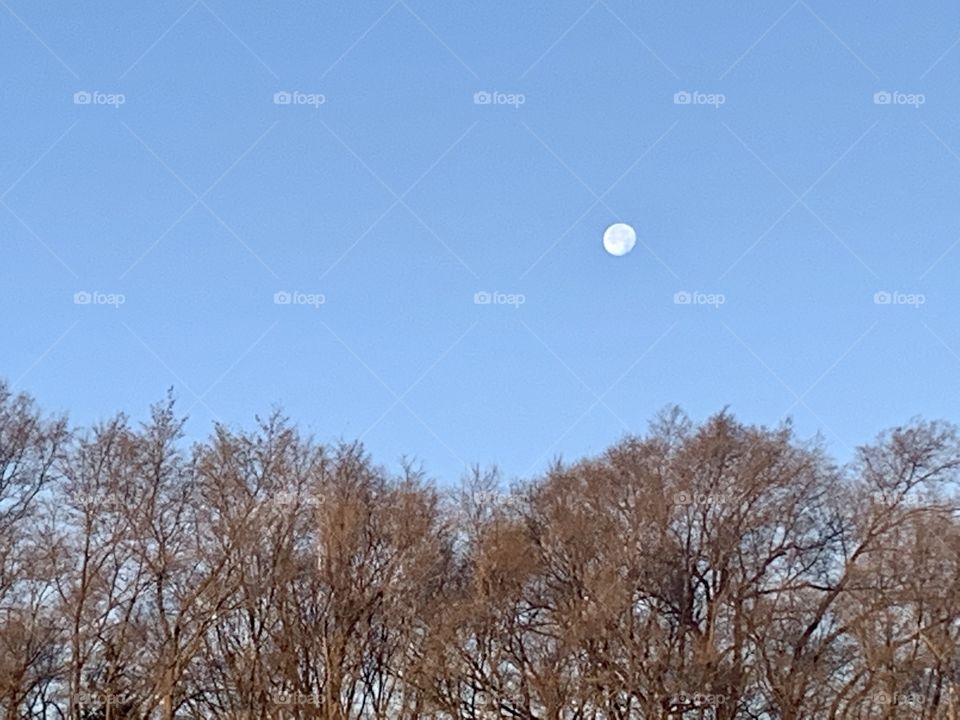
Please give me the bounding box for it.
[602,223,637,256]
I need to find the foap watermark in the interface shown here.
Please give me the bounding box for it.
[274,290,326,308]
[875,691,925,707]
[873,290,925,308]
[273,90,326,108]
[73,692,138,707]
[473,90,526,108]
[665,692,727,708]
[74,90,125,108]
[72,492,128,512]
[674,90,725,108]
[272,691,321,706]
[673,290,725,308]
[253,491,320,518]
[873,90,925,108]
[674,489,739,507]
[474,290,525,308]
[74,290,125,308]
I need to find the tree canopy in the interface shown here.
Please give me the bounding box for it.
[1,381,959,719]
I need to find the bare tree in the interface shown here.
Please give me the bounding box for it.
[2,382,960,720]
[0,381,68,719]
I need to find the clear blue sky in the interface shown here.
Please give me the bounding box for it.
[3,0,959,483]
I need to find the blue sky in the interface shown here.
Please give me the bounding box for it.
[2,0,959,483]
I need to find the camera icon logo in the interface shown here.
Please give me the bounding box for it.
[473,291,492,305]
[273,91,292,105]
[73,291,92,305]
[273,291,292,305]
[473,91,492,105]
[673,91,692,105]
[73,91,92,105]
[873,91,892,105]
[673,291,692,305]
[873,290,892,305]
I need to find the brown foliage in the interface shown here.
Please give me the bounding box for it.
[0,385,959,719]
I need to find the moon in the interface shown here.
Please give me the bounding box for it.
[602,223,637,256]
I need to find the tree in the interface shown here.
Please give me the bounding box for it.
[1,381,959,720]
[0,381,68,719]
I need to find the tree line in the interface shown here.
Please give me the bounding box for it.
[1,380,959,719]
